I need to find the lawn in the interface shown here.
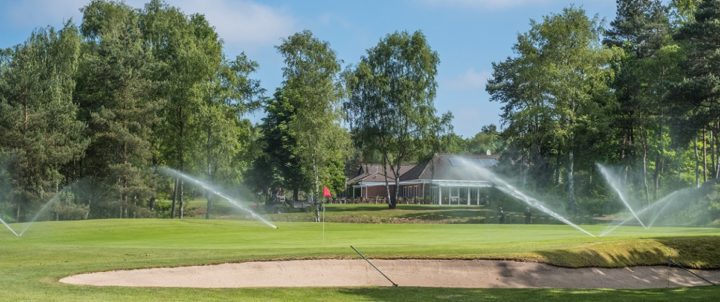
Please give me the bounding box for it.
[0,218,719,301]
[187,201,592,224]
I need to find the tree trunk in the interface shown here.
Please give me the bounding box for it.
[712,124,717,179]
[522,152,529,188]
[179,180,184,219]
[206,125,213,220]
[715,121,720,179]
[703,127,707,183]
[392,175,400,209]
[178,105,185,219]
[381,153,394,209]
[653,124,663,202]
[205,195,213,220]
[567,149,576,216]
[694,136,700,188]
[170,178,178,218]
[313,156,319,200]
[641,134,650,205]
[555,154,562,185]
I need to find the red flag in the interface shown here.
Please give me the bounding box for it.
[322,186,332,198]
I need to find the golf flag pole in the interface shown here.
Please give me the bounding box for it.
[321,186,331,242]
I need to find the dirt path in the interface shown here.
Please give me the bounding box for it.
[60,259,720,289]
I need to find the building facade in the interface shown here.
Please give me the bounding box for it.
[346,153,499,205]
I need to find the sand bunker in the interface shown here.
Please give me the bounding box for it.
[60,259,720,289]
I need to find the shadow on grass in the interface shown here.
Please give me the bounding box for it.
[535,236,720,269]
[655,237,720,268]
[334,287,720,302]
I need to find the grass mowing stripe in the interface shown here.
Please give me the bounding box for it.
[0,219,718,301]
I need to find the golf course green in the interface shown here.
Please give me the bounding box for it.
[1,218,719,301]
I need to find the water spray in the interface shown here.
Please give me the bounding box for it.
[599,189,688,237]
[158,167,278,229]
[0,217,19,237]
[596,164,647,229]
[1,184,74,237]
[455,156,596,237]
[18,189,68,236]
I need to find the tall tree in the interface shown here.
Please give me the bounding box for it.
[0,24,87,221]
[346,31,449,209]
[141,0,223,218]
[261,30,349,202]
[76,0,159,218]
[466,124,503,155]
[196,54,263,218]
[487,8,618,213]
[672,0,720,182]
[605,0,674,203]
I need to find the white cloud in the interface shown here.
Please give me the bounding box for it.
[172,0,296,49]
[3,0,296,50]
[445,68,490,91]
[2,0,86,27]
[421,0,551,10]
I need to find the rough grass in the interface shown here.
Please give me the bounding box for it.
[0,219,719,301]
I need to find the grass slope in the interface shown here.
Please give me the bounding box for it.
[0,219,718,301]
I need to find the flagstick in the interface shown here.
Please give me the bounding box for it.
[322,201,325,242]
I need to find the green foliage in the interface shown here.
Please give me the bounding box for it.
[256,31,349,200]
[671,0,704,23]
[1,0,263,219]
[0,23,87,221]
[672,0,720,137]
[0,0,718,221]
[466,124,503,155]
[345,31,449,208]
[488,7,619,207]
[76,0,159,218]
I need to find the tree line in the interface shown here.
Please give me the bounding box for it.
[0,0,452,220]
[486,0,720,217]
[1,0,719,221]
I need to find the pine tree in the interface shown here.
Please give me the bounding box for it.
[75,0,159,218]
[0,24,87,221]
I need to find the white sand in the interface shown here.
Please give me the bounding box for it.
[60,259,720,289]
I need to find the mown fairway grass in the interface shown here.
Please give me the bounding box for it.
[0,219,719,301]
[196,202,581,224]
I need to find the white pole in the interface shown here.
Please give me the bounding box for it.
[439,186,442,205]
[467,187,470,205]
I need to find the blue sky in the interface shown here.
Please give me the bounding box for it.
[0,0,617,137]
